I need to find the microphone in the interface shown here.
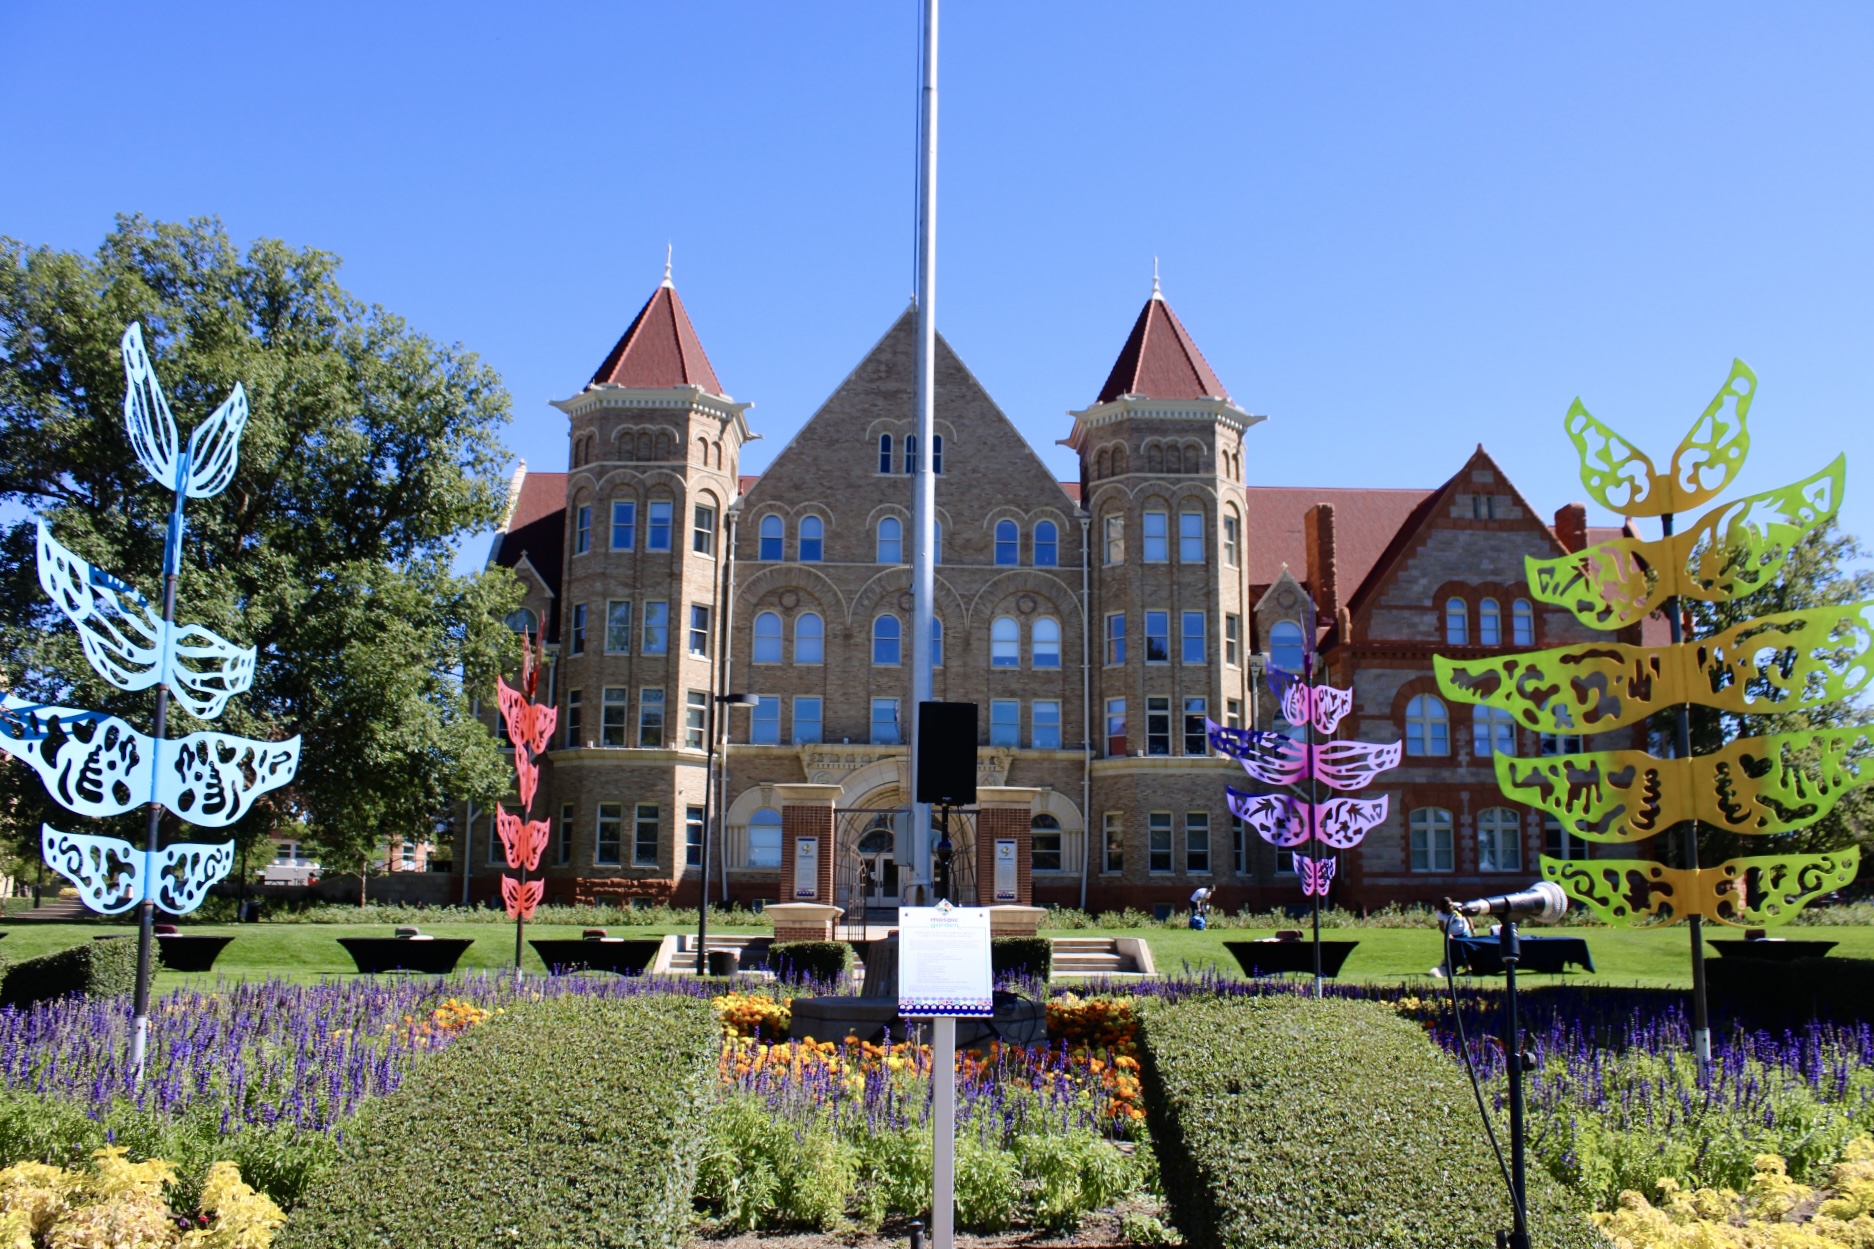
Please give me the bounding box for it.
[1442,880,1568,924]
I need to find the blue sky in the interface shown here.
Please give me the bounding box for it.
[6,3,1872,560]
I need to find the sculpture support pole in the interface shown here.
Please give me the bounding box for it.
[907,0,938,905]
[1661,511,1711,1073]
[1309,642,1322,998]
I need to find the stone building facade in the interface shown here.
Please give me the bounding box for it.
[459,271,1648,915]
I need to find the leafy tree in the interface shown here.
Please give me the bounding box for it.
[0,215,522,880]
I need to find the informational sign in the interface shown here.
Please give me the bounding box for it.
[899,902,994,1016]
[993,839,1018,902]
[793,836,819,900]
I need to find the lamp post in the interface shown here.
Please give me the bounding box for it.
[700,691,760,975]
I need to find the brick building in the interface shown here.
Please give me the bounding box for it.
[461,270,1647,915]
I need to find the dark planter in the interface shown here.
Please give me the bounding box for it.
[157,934,234,972]
[1224,939,1360,978]
[336,937,474,975]
[706,949,740,977]
[528,938,662,975]
[1709,938,1838,963]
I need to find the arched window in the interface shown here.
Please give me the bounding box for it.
[1478,598,1501,646]
[758,515,783,561]
[1472,707,1516,757]
[878,434,893,475]
[1031,813,1063,871]
[1270,621,1306,674]
[752,612,783,664]
[748,808,782,868]
[1445,598,1469,645]
[877,517,903,563]
[1034,521,1058,567]
[995,520,1019,566]
[504,608,538,637]
[794,613,824,665]
[934,521,943,564]
[872,615,901,665]
[1405,695,1449,756]
[799,516,824,562]
[1032,617,1061,669]
[932,616,944,667]
[1410,808,1455,872]
[991,616,1020,668]
[1478,807,1523,873]
[1512,598,1535,647]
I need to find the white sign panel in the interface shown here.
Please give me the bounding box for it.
[898,902,994,1016]
[993,839,1018,902]
[793,836,819,900]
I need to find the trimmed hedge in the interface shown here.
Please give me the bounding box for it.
[0,937,133,1009]
[278,994,717,1249]
[1138,996,1604,1249]
[768,940,853,983]
[991,936,1052,981]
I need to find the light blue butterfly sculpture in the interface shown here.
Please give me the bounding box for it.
[20,324,298,915]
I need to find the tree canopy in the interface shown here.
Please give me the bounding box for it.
[0,215,523,874]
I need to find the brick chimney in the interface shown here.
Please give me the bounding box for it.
[1305,503,1339,618]
[1553,503,1588,553]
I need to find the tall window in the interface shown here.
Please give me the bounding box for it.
[1226,698,1243,729]
[878,434,893,474]
[902,434,916,474]
[932,617,945,667]
[990,700,1020,747]
[877,517,903,563]
[1181,612,1206,664]
[1410,808,1454,872]
[799,516,824,562]
[1405,695,1450,756]
[995,520,1019,566]
[1270,621,1305,673]
[1473,707,1516,756]
[564,689,582,749]
[792,697,823,745]
[1032,618,1061,669]
[1512,598,1534,646]
[1541,729,1585,756]
[638,689,665,748]
[1544,816,1588,861]
[1225,615,1241,666]
[686,690,707,749]
[1105,614,1127,665]
[1103,812,1124,873]
[752,611,782,663]
[596,803,622,864]
[1033,700,1062,749]
[693,505,716,555]
[1183,697,1207,755]
[1146,696,1172,756]
[751,696,780,745]
[647,501,673,552]
[605,600,631,653]
[1034,521,1058,567]
[1103,515,1124,564]
[1185,812,1211,873]
[557,803,573,866]
[633,804,659,866]
[1478,807,1523,873]
[1105,698,1127,756]
[1144,611,1170,662]
[1445,597,1468,645]
[611,501,636,550]
[601,687,628,747]
[1179,510,1205,562]
[1478,597,1501,646]
[688,604,710,655]
[570,602,587,656]
[758,515,783,560]
[685,807,704,867]
[1143,511,1169,562]
[1223,514,1240,567]
[642,601,669,654]
[1232,814,1245,874]
[873,615,901,665]
[1148,812,1173,872]
[934,522,943,564]
[749,808,783,868]
[870,698,901,745]
[991,616,1020,667]
[1031,813,1062,871]
[932,434,943,474]
[574,504,591,555]
[794,613,824,664]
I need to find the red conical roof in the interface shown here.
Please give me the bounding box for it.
[1095,291,1229,404]
[588,280,724,394]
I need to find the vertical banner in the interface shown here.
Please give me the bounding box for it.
[793,836,819,900]
[993,838,1018,902]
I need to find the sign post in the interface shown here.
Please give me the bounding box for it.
[899,900,992,1249]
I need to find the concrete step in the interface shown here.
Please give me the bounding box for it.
[1047,936,1149,976]
[7,898,87,922]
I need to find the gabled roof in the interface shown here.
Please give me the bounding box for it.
[491,468,566,639]
[1243,486,1434,593]
[588,279,724,394]
[1095,290,1230,403]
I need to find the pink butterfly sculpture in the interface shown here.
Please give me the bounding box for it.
[501,875,545,922]
[495,806,551,874]
[1206,722,1401,791]
[1226,788,1389,849]
[1297,854,1337,898]
[1269,667,1353,736]
[495,636,556,927]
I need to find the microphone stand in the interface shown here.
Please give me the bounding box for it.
[1498,917,1530,1249]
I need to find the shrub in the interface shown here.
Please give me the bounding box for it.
[0,937,134,1009]
[0,1147,285,1248]
[1137,995,1603,1249]
[278,995,717,1249]
[768,940,853,984]
[991,937,1051,981]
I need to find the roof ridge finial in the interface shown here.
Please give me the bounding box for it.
[1151,256,1162,300]
[662,243,673,288]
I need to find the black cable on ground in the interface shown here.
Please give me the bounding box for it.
[1444,926,1516,1211]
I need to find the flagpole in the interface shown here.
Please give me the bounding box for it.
[908,0,938,908]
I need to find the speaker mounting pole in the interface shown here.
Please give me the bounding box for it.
[907,0,939,905]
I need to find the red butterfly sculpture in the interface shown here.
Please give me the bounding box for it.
[501,875,545,921]
[496,806,550,873]
[495,635,555,926]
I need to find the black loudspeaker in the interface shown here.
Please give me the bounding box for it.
[916,701,978,806]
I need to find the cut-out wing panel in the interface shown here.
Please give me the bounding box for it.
[183,385,248,499]
[41,827,142,915]
[1312,739,1404,791]
[1227,789,1308,847]
[501,875,544,921]
[1297,854,1337,898]
[1541,847,1858,927]
[1565,360,1754,518]
[121,324,183,493]
[1225,789,1387,850]
[495,806,550,873]
[496,676,558,758]
[1269,671,1352,736]
[150,840,235,914]
[1224,732,1308,787]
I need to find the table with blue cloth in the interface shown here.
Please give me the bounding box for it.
[1450,934,1594,975]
